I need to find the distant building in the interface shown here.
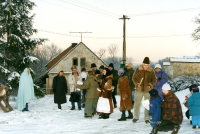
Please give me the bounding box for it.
[163,56,200,79]
[44,42,107,94]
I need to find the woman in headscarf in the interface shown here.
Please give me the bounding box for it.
[117,68,133,121]
[17,68,35,111]
[96,67,114,119]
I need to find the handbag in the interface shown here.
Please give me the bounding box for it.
[69,91,80,102]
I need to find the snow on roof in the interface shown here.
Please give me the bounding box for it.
[163,62,170,66]
[170,56,200,62]
[0,53,3,58]
[8,72,20,81]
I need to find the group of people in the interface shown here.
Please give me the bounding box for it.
[15,56,200,134]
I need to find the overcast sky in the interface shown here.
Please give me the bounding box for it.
[32,0,200,64]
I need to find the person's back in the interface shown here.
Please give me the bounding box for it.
[188,84,200,129]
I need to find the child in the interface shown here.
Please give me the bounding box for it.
[157,83,183,134]
[183,85,193,124]
[149,89,161,134]
[188,84,200,129]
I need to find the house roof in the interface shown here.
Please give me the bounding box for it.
[170,56,200,63]
[46,42,107,72]
[163,62,170,66]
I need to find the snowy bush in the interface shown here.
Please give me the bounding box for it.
[168,76,200,92]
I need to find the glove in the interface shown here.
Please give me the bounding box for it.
[149,116,152,120]
[157,77,162,81]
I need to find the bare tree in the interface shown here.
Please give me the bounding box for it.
[108,44,119,64]
[192,15,200,42]
[31,43,63,79]
[97,48,106,59]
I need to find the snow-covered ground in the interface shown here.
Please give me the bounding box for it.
[0,89,199,134]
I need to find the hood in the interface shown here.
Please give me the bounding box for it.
[192,92,200,99]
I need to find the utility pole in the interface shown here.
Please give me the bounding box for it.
[70,32,92,42]
[119,15,130,65]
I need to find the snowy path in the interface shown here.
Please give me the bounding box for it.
[0,89,200,134]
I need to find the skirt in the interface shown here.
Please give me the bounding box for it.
[96,97,110,113]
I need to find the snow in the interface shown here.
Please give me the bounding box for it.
[163,62,170,66]
[0,89,199,134]
[8,72,20,81]
[0,53,3,58]
[170,56,200,62]
[0,65,10,74]
[28,56,39,62]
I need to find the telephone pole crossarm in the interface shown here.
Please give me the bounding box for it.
[70,32,92,42]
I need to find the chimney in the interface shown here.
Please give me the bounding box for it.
[71,43,78,48]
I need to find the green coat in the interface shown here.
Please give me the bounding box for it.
[127,68,135,91]
[76,76,98,99]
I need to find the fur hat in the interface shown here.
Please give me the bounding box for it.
[162,83,171,90]
[99,65,104,69]
[149,89,158,97]
[127,63,133,68]
[109,63,114,68]
[91,63,97,68]
[189,84,199,92]
[143,57,150,64]
[154,64,162,69]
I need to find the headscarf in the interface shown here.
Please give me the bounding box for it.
[118,68,125,77]
[103,68,112,78]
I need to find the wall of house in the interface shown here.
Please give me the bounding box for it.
[46,43,107,94]
[164,62,200,79]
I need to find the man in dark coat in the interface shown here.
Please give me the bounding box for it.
[52,70,68,109]
[126,63,135,105]
[108,63,119,108]
[91,63,100,75]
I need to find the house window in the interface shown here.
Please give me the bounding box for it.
[73,58,78,66]
[80,58,86,67]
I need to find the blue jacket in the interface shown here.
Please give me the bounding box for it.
[149,97,161,121]
[153,70,168,101]
[188,92,200,116]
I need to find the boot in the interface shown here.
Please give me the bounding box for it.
[114,104,117,108]
[22,103,29,112]
[150,128,157,134]
[126,110,133,119]
[171,125,180,134]
[103,114,109,119]
[118,111,126,121]
[58,104,61,109]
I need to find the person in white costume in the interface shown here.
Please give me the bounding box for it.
[17,68,35,111]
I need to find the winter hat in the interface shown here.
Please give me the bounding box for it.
[108,63,114,68]
[143,57,150,64]
[127,63,133,68]
[91,63,97,68]
[154,64,162,69]
[189,84,199,92]
[99,65,104,70]
[118,68,125,77]
[103,68,112,78]
[149,89,158,97]
[162,83,171,90]
[120,64,125,68]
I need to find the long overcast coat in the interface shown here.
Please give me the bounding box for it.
[53,75,68,104]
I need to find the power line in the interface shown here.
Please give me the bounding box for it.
[40,0,119,18]
[128,7,200,17]
[38,29,191,39]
